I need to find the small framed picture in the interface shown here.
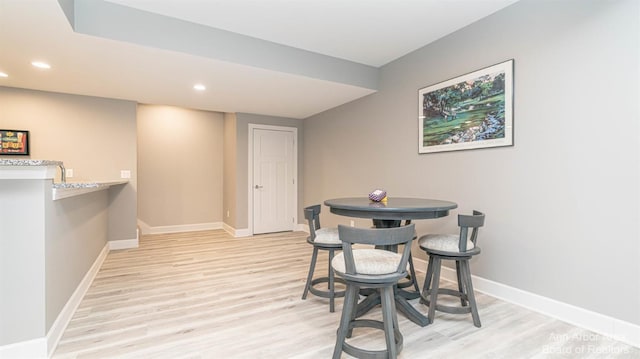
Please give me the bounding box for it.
[0,130,30,155]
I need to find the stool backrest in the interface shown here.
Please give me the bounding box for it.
[458,210,485,251]
[337,224,415,280]
[304,205,322,240]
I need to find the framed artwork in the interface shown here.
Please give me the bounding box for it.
[418,59,513,154]
[0,130,30,155]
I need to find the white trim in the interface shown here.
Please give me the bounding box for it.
[412,257,640,348]
[144,222,223,235]
[234,229,252,237]
[0,337,47,359]
[296,223,310,233]
[224,223,305,237]
[109,227,139,250]
[108,239,138,250]
[46,243,109,356]
[247,124,298,236]
[137,219,151,235]
[222,223,252,237]
[222,222,235,236]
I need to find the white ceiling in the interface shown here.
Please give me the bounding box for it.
[0,0,518,118]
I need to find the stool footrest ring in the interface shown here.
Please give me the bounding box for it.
[308,277,346,299]
[421,288,472,315]
[341,319,403,359]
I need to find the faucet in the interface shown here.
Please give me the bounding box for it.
[58,163,66,183]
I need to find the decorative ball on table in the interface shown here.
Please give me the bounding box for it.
[368,189,387,203]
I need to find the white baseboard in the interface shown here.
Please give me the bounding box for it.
[412,257,640,348]
[0,337,47,359]
[222,223,251,237]
[109,228,139,250]
[137,219,151,235]
[0,243,110,358]
[143,222,223,235]
[46,243,110,356]
[108,238,138,250]
[222,223,308,238]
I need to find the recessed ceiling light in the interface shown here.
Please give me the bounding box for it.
[31,61,51,69]
[0,72,7,78]
[193,84,206,91]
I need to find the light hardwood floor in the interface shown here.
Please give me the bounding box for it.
[53,230,638,358]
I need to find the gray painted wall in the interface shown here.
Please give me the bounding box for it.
[303,0,639,325]
[137,105,224,228]
[0,87,138,243]
[46,190,109,331]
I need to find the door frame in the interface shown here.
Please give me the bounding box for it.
[247,123,298,235]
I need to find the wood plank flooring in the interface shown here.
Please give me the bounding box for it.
[53,230,639,358]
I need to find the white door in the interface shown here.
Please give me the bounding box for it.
[252,127,296,234]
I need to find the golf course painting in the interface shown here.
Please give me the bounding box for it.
[418,60,513,154]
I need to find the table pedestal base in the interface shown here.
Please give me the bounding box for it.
[356,287,429,327]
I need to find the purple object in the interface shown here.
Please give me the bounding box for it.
[368,189,387,202]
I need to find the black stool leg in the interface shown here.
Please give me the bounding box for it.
[302,247,319,300]
[381,285,398,359]
[455,260,467,307]
[421,256,436,305]
[328,249,336,312]
[333,285,358,359]
[461,260,481,327]
[427,257,442,324]
[408,253,420,293]
[346,285,359,338]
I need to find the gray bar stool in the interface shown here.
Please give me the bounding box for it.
[331,224,415,359]
[301,205,346,312]
[418,210,485,327]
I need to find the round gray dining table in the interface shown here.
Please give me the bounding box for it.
[325,197,457,227]
[324,196,458,327]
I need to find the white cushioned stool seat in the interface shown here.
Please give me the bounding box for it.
[332,249,402,275]
[418,233,474,253]
[314,227,341,245]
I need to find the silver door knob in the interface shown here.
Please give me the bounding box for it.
[254,185,263,189]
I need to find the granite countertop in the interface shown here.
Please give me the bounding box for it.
[52,181,128,189]
[53,182,101,189]
[0,159,63,166]
[52,181,128,200]
[0,159,128,199]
